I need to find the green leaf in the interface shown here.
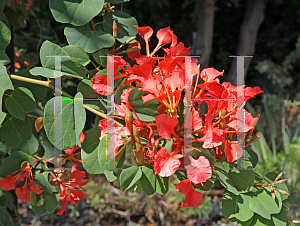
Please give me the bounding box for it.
[44,191,58,213]
[245,146,259,168]
[104,170,117,182]
[0,151,29,178]
[215,162,240,195]
[128,88,160,116]
[74,92,86,146]
[41,132,56,159]
[0,21,11,65]
[0,206,15,226]
[63,45,90,66]
[50,0,105,26]
[103,10,138,43]
[0,65,14,124]
[0,116,32,148]
[140,166,156,195]
[195,171,217,192]
[120,166,142,191]
[30,40,87,78]
[5,87,36,121]
[30,191,37,206]
[81,127,104,174]
[32,199,47,215]
[0,140,9,154]
[4,7,26,28]
[12,70,46,101]
[222,192,254,222]
[107,0,130,4]
[249,190,281,220]
[0,189,7,207]
[248,211,287,226]
[10,133,39,155]
[134,179,144,192]
[35,173,53,194]
[155,174,169,194]
[44,97,77,150]
[65,26,115,53]
[263,172,289,201]
[227,160,254,193]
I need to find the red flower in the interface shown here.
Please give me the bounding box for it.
[64,145,82,164]
[225,141,243,163]
[91,73,114,96]
[127,42,142,61]
[153,147,181,177]
[174,179,204,208]
[154,114,178,140]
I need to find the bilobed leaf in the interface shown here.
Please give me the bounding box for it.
[222,192,254,222]
[0,21,11,65]
[249,189,281,220]
[103,10,138,43]
[74,92,86,146]
[35,173,53,194]
[44,191,58,213]
[140,166,156,195]
[30,40,87,78]
[120,166,142,191]
[65,26,115,53]
[215,162,240,195]
[104,171,117,182]
[50,0,105,26]
[155,174,169,194]
[0,116,32,148]
[10,133,39,155]
[63,45,90,66]
[128,88,160,116]
[44,97,76,150]
[5,87,36,121]
[0,65,14,125]
[12,70,46,101]
[0,151,29,178]
[81,127,104,174]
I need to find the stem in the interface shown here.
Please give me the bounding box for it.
[9,74,124,127]
[91,19,96,31]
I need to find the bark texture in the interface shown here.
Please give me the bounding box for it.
[228,0,267,85]
[195,0,215,69]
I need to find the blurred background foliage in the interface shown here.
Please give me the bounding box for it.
[4,0,300,225]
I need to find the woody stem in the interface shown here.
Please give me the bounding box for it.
[9,74,124,127]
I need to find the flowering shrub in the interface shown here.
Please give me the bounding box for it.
[0,0,295,225]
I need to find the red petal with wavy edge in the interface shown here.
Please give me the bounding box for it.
[71,164,86,182]
[133,25,153,41]
[200,68,224,83]
[186,155,212,184]
[15,186,31,202]
[244,86,264,102]
[225,141,243,163]
[136,56,157,65]
[192,107,203,130]
[120,88,134,103]
[181,188,204,208]
[227,109,254,132]
[0,175,17,190]
[127,42,142,61]
[154,114,178,140]
[157,26,177,47]
[174,179,192,194]
[30,184,43,194]
[91,73,114,95]
[107,54,126,75]
[154,147,181,177]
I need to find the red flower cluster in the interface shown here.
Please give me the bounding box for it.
[91,25,263,208]
[0,162,43,202]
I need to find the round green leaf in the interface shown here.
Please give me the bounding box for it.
[5,87,36,121]
[155,174,169,194]
[10,133,39,155]
[249,189,281,220]
[140,166,156,195]
[44,97,76,150]
[222,192,254,222]
[104,170,117,182]
[0,20,10,50]
[63,45,90,66]
[107,0,130,4]
[12,70,46,101]
[0,65,14,124]
[50,0,105,26]
[0,151,30,178]
[103,10,138,43]
[64,26,115,53]
[0,116,32,148]
[120,166,142,191]
[44,191,58,213]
